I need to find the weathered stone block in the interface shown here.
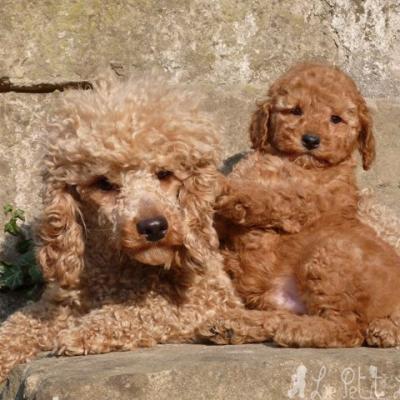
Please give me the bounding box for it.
[2,344,400,400]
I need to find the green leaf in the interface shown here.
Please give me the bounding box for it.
[16,250,37,269]
[4,220,20,236]
[28,264,43,285]
[0,204,44,294]
[13,209,25,222]
[1,266,24,290]
[3,204,13,214]
[12,208,25,225]
[3,206,25,236]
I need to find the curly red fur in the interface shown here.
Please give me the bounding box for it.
[217,63,400,348]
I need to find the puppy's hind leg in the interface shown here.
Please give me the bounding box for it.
[195,309,288,345]
[272,239,367,348]
[273,312,364,348]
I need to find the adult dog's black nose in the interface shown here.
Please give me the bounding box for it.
[302,134,320,150]
[136,216,168,242]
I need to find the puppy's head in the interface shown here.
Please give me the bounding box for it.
[38,75,222,288]
[250,63,375,169]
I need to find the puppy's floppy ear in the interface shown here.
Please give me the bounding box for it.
[37,184,85,289]
[249,101,271,151]
[358,101,376,170]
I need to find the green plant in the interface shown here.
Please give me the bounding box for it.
[0,204,43,297]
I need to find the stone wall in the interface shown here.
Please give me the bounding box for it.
[1,0,400,251]
[3,1,400,95]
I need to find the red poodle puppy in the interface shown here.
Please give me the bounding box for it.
[216,63,400,348]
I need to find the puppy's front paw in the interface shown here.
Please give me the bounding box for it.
[216,195,248,224]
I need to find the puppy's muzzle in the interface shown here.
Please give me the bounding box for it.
[302,133,320,150]
[136,216,168,242]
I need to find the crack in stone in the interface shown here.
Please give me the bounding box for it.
[0,77,93,93]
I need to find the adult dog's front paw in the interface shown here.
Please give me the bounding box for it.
[54,328,90,356]
[196,319,243,345]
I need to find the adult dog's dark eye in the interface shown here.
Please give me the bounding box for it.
[331,115,343,124]
[156,170,173,180]
[93,176,119,192]
[290,106,303,116]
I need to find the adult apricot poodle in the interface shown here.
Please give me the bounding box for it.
[0,75,273,382]
[217,63,400,348]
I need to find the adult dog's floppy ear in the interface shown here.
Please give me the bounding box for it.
[358,101,376,170]
[249,101,271,151]
[179,161,220,269]
[37,184,85,289]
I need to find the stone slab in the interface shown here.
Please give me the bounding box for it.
[2,344,400,400]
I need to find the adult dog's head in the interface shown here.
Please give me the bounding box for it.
[38,75,222,288]
[250,63,375,170]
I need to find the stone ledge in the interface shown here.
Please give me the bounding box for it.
[2,344,400,400]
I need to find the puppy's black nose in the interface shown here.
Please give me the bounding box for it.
[136,216,168,242]
[302,134,320,150]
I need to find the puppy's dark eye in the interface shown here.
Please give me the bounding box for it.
[93,176,119,192]
[156,170,173,180]
[290,106,303,116]
[331,115,343,124]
